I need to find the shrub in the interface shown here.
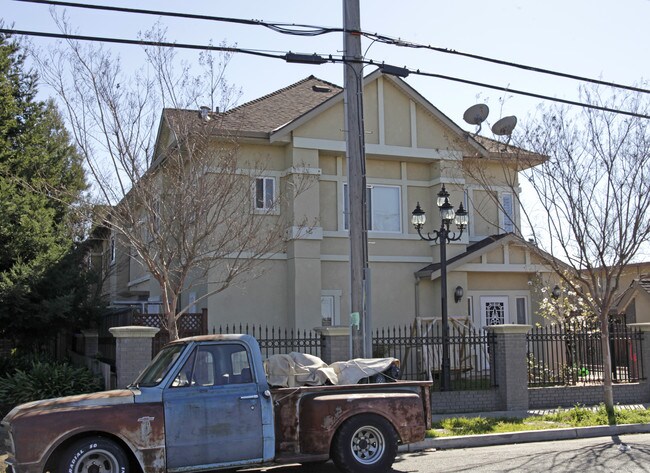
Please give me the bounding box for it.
[0,361,104,416]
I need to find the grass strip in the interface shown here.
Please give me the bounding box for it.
[427,404,650,437]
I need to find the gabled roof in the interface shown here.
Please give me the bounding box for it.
[615,276,650,313]
[162,76,342,138]
[415,233,512,279]
[160,72,489,156]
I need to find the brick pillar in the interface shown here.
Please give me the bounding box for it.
[487,324,531,411]
[81,329,99,357]
[314,326,350,364]
[109,326,159,389]
[627,323,650,395]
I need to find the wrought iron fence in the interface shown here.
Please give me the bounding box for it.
[527,322,644,386]
[215,324,322,359]
[372,322,497,391]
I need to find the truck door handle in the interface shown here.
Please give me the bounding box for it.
[239,395,259,400]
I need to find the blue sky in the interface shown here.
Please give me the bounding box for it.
[3,0,648,129]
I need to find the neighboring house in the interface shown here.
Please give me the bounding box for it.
[95,70,565,332]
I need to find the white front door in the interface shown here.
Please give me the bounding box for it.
[481,296,509,326]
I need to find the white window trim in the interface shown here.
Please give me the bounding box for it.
[253,176,279,214]
[321,290,342,326]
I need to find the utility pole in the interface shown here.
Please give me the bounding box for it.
[343,0,370,359]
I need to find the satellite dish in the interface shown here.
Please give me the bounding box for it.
[463,104,490,125]
[491,115,518,136]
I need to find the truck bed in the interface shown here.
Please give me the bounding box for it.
[271,381,432,461]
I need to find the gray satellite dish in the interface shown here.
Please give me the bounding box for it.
[463,104,490,125]
[491,115,518,136]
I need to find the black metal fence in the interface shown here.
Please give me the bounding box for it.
[372,323,497,391]
[527,322,644,386]
[215,324,322,359]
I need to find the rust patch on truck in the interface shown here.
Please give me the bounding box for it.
[6,398,165,473]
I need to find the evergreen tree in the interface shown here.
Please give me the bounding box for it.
[0,32,94,347]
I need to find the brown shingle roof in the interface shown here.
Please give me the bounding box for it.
[163,76,342,138]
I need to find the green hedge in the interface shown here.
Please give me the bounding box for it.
[0,361,104,416]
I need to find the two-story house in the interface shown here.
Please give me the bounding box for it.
[100,70,561,333]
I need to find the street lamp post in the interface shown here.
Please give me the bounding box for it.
[412,186,468,391]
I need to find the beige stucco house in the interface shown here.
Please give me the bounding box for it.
[99,70,568,333]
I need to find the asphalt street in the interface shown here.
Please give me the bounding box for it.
[237,433,650,473]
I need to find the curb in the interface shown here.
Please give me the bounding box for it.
[399,423,650,452]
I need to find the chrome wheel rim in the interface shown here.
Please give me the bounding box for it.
[350,425,385,465]
[73,449,120,473]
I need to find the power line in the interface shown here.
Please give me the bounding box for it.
[14,0,650,95]
[14,0,341,36]
[2,27,648,120]
[362,33,650,95]
[0,28,290,60]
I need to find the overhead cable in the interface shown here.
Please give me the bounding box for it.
[14,0,650,94]
[2,27,648,120]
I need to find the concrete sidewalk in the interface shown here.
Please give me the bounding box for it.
[400,404,650,452]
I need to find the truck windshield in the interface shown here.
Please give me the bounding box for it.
[132,343,187,387]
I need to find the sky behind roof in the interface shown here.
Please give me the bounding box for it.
[3,0,648,129]
[3,0,649,255]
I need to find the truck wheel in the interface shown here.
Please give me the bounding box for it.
[62,437,129,473]
[332,414,398,473]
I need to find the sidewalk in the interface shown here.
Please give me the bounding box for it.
[400,404,650,452]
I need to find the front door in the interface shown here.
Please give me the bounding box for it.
[163,342,267,471]
[481,296,509,326]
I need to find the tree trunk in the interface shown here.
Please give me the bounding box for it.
[167,311,179,342]
[600,317,615,423]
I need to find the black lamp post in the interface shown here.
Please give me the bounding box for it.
[412,185,468,391]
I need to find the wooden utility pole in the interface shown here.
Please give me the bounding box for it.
[343,0,370,358]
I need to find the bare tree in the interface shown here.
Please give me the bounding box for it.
[464,87,650,415]
[35,20,313,340]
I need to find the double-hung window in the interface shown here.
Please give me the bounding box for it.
[254,177,276,212]
[344,184,401,232]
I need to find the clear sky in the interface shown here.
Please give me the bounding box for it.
[2,0,648,129]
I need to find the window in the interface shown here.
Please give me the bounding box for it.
[254,177,275,211]
[109,235,116,265]
[516,297,527,324]
[481,296,509,325]
[172,343,253,388]
[321,290,342,326]
[344,184,401,232]
[502,193,514,233]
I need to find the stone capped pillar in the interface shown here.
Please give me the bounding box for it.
[315,326,350,364]
[487,324,531,411]
[109,326,159,388]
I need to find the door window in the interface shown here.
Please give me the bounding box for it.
[481,296,509,325]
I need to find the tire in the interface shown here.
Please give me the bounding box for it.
[62,436,129,473]
[331,414,398,473]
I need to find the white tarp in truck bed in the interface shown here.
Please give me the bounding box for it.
[264,352,399,387]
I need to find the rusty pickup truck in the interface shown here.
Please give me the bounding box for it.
[2,334,431,473]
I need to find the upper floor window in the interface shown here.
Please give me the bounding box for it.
[344,184,401,233]
[254,177,276,212]
[109,235,116,265]
[502,193,514,233]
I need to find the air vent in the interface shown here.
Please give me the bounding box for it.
[312,85,332,93]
